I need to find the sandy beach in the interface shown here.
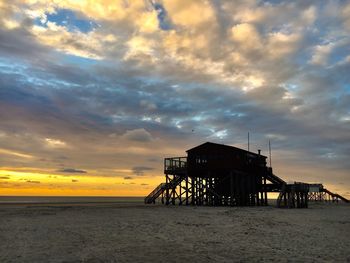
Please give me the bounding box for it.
[0,201,349,263]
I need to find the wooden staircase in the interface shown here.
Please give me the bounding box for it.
[265,169,286,185]
[322,188,349,203]
[144,183,167,204]
[144,175,183,204]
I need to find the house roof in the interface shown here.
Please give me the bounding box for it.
[186,142,267,158]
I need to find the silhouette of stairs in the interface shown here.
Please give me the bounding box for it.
[322,188,349,203]
[144,176,183,204]
[144,183,167,204]
[265,170,286,185]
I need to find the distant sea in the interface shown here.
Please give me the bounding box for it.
[0,196,144,204]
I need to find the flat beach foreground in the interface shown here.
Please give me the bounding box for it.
[0,201,349,262]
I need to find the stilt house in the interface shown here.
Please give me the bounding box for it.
[145,142,285,206]
[145,142,348,207]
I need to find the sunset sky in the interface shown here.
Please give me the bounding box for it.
[0,0,349,197]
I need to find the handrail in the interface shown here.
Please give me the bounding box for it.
[144,183,165,203]
[164,157,187,172]
[144,175,184,204]
[265,169,286,185]
[322,188,349,203]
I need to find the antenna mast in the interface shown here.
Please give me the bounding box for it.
[248,132,250,152]
[269,140,272,167]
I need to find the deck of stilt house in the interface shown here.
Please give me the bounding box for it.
[145,142,349,208]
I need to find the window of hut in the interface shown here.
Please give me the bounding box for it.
[195,156,207,164]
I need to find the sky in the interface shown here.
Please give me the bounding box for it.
[0,0,349,197]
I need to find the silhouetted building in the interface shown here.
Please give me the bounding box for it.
[146,142,283,206]
[185,142,269,206]
[145,142,348,208]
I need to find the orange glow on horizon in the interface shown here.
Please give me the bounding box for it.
[0,169,162,196]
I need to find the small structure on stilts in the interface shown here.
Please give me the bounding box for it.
[276,182,309,208]
[308,184,349,203]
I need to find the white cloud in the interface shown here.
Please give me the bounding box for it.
[122,129,153,142]
[230,23,262,52]
[310,43,334,66]
[45,138,68,148]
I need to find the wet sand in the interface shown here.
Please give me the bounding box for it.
[0,202,349,262]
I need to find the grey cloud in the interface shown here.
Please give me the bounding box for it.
[26,180,40,184]
[132,166,154,176]
[0,27,50,61]
[58,168,87,174]
[122,128,153,142]
[147,158,159,162]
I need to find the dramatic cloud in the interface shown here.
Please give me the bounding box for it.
[0,0,349,197]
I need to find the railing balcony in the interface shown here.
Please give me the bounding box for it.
[164,157,187,174]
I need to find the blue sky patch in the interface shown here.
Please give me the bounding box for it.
[153,3,172,31]
[61,53,98,67]
[36,9,97,33]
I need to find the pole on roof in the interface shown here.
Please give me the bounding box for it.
[248,132,250,152]
[269,140,272,167]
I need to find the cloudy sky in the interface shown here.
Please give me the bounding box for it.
[0,0,349,197]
